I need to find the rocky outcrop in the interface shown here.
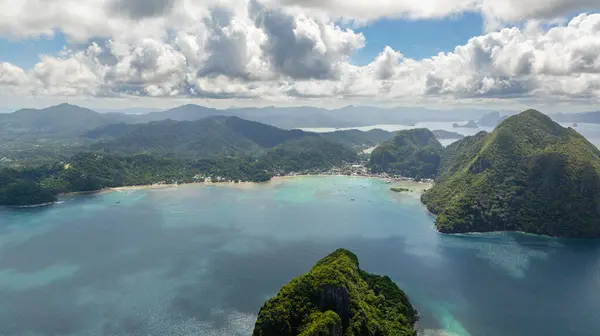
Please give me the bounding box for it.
[319,285,350,328]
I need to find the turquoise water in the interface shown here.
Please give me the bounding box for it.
[1,176,599,335]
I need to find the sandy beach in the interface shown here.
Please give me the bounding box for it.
[53,175,434,200]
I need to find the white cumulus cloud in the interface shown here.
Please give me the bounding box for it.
[0,0,598,108]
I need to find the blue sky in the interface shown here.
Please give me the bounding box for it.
[352,13,484,65]
[0,33,67,69]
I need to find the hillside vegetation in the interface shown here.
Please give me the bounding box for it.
[320,129,394,149]
[422,110,600,238]
[0,116,373,205]
[258,137,357,174]
[253,249,418,336]
[87,116,297,158]
[369,129,443,179]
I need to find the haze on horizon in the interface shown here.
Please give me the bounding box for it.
[0,0,598,114]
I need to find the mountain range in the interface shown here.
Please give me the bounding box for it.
[0,103,508,136]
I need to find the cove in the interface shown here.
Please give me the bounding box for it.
[0,176,599,335]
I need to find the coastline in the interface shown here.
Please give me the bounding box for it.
[7,175,433,208]
[7,202,55,209]
[107,175,435,191]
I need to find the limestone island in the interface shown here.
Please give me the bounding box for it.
[422,110,600,238]
[252,249,418,336]
[452,120,478,129]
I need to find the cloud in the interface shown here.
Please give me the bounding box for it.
[262,0,599,29]
[479,0,600,29]
[0,0,597,43]
[363,13,600,99]
[106,38,189,96]
[197,7,268,80]
[371,46,404,80]
[108,0,178,19]
[0,63,29,87]
[252,5,364,80]
[0,1,598,106]
[30,43,108,96]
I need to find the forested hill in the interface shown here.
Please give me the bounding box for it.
[85,116,395,158]
[422,109,600,238]
[320,129,395,148]
[257,137,357,174]
[369,128,444,179]
[85,116,313,158]
[0,104,124,139]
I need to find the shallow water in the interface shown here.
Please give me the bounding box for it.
[1,176,599,336]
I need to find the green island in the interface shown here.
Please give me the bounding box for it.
[452,120,478,129]
[369,128,443,179]
[422,109,600,238]
[252,249,418,336]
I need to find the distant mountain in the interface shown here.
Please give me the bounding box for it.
[369,128,444,179]
[227,105,496,128]
[98,107,163,115]
[0,103,125,138]
[552,111,600,124]
[422,109,600,238]
[252,249,418,336]
[86,116,315,158]
[452,120,478,129]
[431,129,464,140]
[0,103,502,140]
[135,104,223,122]
[477,111,508,127]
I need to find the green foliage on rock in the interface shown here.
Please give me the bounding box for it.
[252,249,418,336]
[422,109,600,238]
[369,129,443,179]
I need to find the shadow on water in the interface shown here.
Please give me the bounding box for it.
[0,197,240,335]
[429,232,600,336]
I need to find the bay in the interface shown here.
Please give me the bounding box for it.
[0,176,599,335]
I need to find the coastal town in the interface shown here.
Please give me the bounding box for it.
[192,162,434,185]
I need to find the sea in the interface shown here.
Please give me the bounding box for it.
[1,176,599,336]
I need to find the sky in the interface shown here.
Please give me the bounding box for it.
[0,0,598,112]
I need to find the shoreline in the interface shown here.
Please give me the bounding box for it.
[102,175,434,192]
[7,202,55,209]
[8,175,432,208]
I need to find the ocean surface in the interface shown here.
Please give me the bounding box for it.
[1,176,600,336]
[301,121,600,149]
